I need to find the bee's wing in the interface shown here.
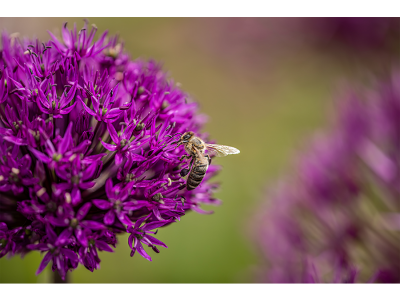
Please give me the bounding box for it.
[205,144,240,157]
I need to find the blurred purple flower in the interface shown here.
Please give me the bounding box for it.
[127,216,170,261]
[253,70,400,283]
[0,22,221,281]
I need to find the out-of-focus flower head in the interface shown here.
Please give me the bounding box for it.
[253,70,400,283]
[0,22,221,280]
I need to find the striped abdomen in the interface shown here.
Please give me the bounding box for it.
[187,157,209,191]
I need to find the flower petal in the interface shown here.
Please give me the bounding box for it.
[107,123,119,144]
[28,147,51,163]
[92,199,112,210]
[128,234,135,249]
[101,140,117,152]
[56,228,73,246]
[104,210,115,225]
[95,240,114,252]
[77,202,92,220]
[144,235,168,248]
[81,220,104,230]
[60,248,79,264]
[136,241,152,261]
[75,229,88,247]
[71,187,81,206]
[36,251,53,275]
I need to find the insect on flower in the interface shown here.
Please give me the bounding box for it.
[174,131,240,190]
[0,21,223,281]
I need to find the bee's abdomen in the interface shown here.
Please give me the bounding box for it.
[187,163,208,190]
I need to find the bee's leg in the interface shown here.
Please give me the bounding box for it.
[205,154,212,165]
[180,157,193,177]
[179,154,191,161]
[189,157,194,169]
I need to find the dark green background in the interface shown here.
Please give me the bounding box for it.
[0,18,397,283]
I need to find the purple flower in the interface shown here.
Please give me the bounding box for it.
[92,179,133,226]
[35,79,78,118]
[46,202,104,247]
[0,222,20,258]
[49,21,109,59]
[127,216,171,261]
[27,225,79,280]
[0,22,221,281]
[78,231,114,272]
[100,122,140,165]
[253,70,400,283]
[0,146,38,194]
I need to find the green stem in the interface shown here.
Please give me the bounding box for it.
[52,271,69,283]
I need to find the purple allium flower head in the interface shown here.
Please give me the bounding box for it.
[253,70,400,283]
[0,22,221,280]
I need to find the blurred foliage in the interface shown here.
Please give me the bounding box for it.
[0,17,398,283]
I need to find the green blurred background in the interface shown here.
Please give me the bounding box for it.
[0,17,398,283]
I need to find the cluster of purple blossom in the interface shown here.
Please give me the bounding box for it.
[254,71,400,283]
[0,22,220,280]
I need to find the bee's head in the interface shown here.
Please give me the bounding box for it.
[176,131,194,146]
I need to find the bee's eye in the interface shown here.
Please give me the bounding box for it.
[183,134,191,140]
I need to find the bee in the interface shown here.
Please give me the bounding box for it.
[176,131,240,190]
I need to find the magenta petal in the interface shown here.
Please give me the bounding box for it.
[130,153,146,161]
[60,248,78,263]
[128,234,135,249]
[60,101,77,114]
[47,215,69,227]
[46,225,58,243]
[75,229,88,247]
[81,220,104,230]
[104,210,115,225]
[79,181,95,189]
[142,220,170,231]
[71,187,81,205]
[56,228,73,246]
[28,147,51,163]
[80,97,96,117]
[77,202,92,220]
[136,241,152,261]
[95,240,114,252]
[115,152,123,165]
[92,199,112,210]
[144,235,168,248]
[134,215,149,229]
[101,140,117,151]
[36,251,53,275]
[81,162,97,181]
[3,135,27,146]
[107,123,119,144]
[117,212,132,225]
[152,207,165,221]
[58,122,72,153]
